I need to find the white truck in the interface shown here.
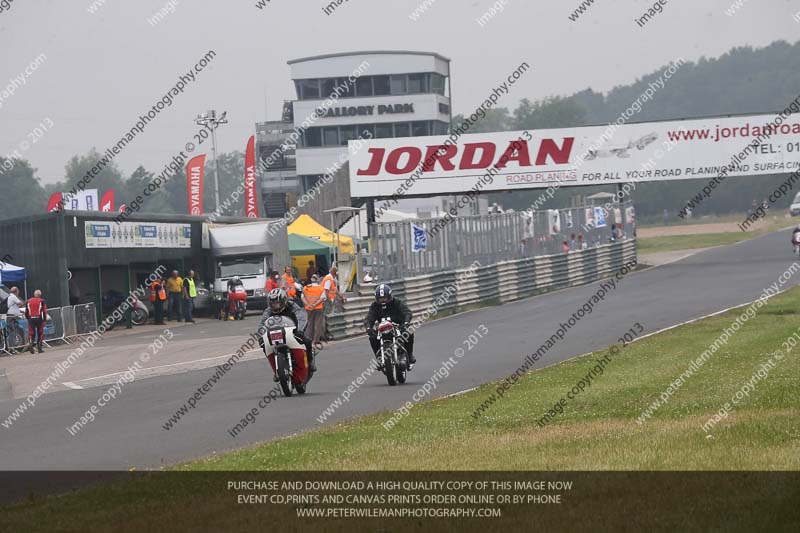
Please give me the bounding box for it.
[209,222,277,311]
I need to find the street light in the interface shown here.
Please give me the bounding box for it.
[194,109,228,213]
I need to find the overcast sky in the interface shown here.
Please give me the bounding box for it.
[1,0,797,183]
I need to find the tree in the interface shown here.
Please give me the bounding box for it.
[0,158,46,219]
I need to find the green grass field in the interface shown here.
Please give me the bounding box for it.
[3,286,800,531]
[637,217,791,255]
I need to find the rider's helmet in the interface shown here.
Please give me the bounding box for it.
[268,288,288,313]
[375,283,393,309]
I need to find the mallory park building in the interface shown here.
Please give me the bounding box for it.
[256,50,454,222]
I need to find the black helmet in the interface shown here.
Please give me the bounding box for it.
[268,288,288,313]
[375,283,393,309]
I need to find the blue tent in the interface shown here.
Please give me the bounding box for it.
[0,262,27,297]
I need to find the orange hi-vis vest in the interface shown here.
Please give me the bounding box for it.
[150,281,167,302]
[322,273,337,300]
[282,273,297,298]
[303,284,325,311]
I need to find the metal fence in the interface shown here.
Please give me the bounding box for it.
[1,303,97,355]
[367,202,635,281]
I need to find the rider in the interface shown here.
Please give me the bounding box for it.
[261,288,316,380]
[792,225,800,254]
[226,276,246,320]
[365,283,416,370]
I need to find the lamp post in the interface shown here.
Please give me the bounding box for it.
[194,110,228,213]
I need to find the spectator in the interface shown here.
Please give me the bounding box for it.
[165,270,183,322]
[578,234,588,250]
[562,241,570,253]
[25,289,47,354]
[281,266,297,299]
[182,270,197,323]
[6,286,22,318]
[302,274,326,345]
[305,260,318,283]
[569,233,577,250]
[322,265,346,317]
[150,276,166,325]
[266,270,280,292]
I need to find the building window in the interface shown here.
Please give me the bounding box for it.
[337,77,355,98]
[339,125,357,145]
[358,124,375,140]
[355,76,373,97]
[320,78,337,98]
[432,73,446,95]
[390,75,407,95]
[304,128,322,147]
[394,122,411,137]
[297,79,320,100]
[438,103,451,115]
[408,73,428,94]
[373,75,391,96]
[433,121,449,135]
[412,121,430,137]
[322,127,339,146]
[375,123,393,138]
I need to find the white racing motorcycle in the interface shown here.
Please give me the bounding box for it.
[374,318,407,386]
[262,315,311,396]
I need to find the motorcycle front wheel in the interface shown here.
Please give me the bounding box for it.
[131,308,147,326]
[276,352,293,397]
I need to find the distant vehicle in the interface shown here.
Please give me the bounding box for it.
[584,132,659,160]
[790,192,800,216]
[209,223,279,311]
[212,256,269,312]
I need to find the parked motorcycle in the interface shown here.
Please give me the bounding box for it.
[374,318,407,386]
[263,315,310,396]
[102,290,149,330]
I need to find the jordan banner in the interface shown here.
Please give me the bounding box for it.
[244,135,259,218]
[186,155,206,216]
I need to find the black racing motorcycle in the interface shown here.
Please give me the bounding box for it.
[375,318,407,386]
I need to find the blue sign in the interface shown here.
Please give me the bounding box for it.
[411,223,427,252]
[140,225,157,238]
[91,224,111,237]
[593,207,607,228]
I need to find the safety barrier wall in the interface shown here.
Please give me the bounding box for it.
[327,240,636,339]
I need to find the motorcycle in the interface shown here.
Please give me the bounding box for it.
[262,315,310,396]
[226,288,247,320]
[793,232,800,256]
[374,318,407,386]
[102,291,149,330]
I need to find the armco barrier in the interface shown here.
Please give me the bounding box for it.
[328,240,637,339]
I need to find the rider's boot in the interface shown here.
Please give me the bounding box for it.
[28,342,34,354]
[407,352,416,370]
[37,341,43,354]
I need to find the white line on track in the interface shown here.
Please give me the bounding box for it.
[62,382,83,390]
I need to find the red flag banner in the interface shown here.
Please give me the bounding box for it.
[244,135,259,218]
[100,190,115,212]
[46,192,62,213]
[186,155,206,216]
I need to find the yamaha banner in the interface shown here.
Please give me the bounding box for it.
[244,135,259,218]
[186,154,206,216]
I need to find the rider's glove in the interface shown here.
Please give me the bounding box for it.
[367,328,377,338]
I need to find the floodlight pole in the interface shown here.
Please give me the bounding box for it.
[194,110,228,213]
